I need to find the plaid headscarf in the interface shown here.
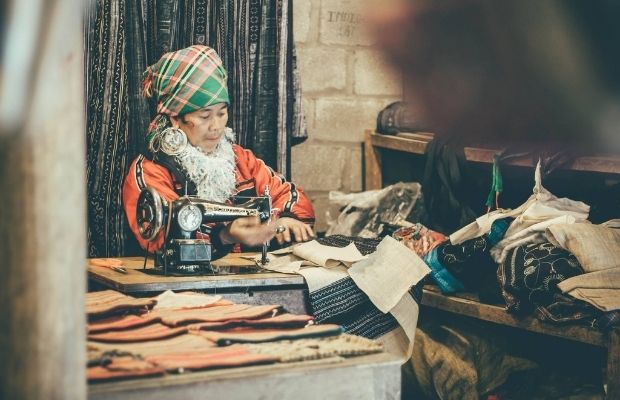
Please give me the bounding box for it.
[143,45,230,147]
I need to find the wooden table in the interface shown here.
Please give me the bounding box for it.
[88,257,402,399]
[89,353,401,400]
[87,256,309,314]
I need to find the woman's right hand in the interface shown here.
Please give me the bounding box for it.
[219,216,276,246]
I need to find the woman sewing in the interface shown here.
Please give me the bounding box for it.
[123,45,315,255]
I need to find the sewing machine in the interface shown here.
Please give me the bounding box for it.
[136,187,272,275]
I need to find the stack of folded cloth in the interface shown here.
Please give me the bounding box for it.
[86,290,383,382]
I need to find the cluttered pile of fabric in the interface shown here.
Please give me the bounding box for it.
[302,162,617,399]
[256,233,430,360]
[408,162,620,330]
[86,290,383,382]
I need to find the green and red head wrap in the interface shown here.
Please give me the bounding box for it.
[142,45,230,146]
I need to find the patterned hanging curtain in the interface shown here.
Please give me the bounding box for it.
[85,0,305,257]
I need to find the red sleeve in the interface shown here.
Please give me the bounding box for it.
[122,155,179,252]
[234,146,315,224]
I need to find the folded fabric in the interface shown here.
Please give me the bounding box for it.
[87,356,165,382]
[497,242,584,313]
[425,219,510,295]
[87,290,157,317]
[392,223,448,257]
[89,334,216,358]
[244,334,383,362]
[146,346,278,371]
[292,240,366,268]
[152,304,281,326]
[88,314,161,334]
[560,288,620,312]
[187,313,314,331]
[199,324,344,346]
[153,290,222,310]
[88,323,188,343]
[546,223,620,273]
[558,267,620,311]
[349,236,430,313]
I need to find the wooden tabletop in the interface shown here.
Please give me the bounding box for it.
[87,255,305,294]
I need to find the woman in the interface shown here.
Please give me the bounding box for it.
[123,45,314,255]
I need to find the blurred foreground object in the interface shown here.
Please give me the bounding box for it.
[364,0,620,153]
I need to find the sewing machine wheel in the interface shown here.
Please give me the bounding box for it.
[137,187,164,241]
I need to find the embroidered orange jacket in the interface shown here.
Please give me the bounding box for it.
[123,145,315,251]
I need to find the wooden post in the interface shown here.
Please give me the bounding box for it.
[607,328,620,399]
[0,1,86,399]
[364,130,383,190]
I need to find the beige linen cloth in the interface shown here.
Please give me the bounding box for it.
[548,221,620,311]
[153,290,222,310]
[546,222,620,273]
[557,268,620,311]
[450,162,590,263]
[256,241,366,273]
[348,237,430,358]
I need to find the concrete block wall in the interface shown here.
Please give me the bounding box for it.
[292,0,403,232]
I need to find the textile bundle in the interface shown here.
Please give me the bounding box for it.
[425,162,620,329]
[85,0,305,257]
[86,290,382,381]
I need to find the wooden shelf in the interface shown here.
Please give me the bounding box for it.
[421,286,607,347]
[367,131,620,175]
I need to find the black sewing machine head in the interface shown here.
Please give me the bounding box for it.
[136,187,271,275]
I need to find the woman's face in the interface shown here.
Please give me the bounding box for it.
[172,102,229,153]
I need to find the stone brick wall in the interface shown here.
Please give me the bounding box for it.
[292,0,403,232]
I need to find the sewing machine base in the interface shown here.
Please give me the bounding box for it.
[153,239,212,275]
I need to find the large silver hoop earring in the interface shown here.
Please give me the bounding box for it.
[159,127,188,156]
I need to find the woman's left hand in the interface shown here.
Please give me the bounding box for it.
[274,217,314,245]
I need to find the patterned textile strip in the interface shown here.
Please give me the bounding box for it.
[198,324,344,346]
[86,290,157,317]
[186,313,314,331]
[244,334,383,363]
[153,304,281,326]
[145,346,278,371]
[89,334,216,358]
[88,357,165,382]
[88,323,188,343]
[89,314,161,334]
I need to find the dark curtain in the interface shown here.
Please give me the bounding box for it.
[85,0,305,257]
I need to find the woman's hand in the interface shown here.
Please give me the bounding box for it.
[274,217,314,245]
[219,216,276,246]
